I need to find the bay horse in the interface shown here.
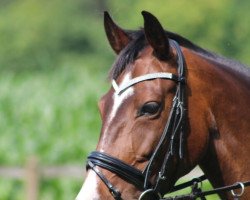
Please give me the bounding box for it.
[76,11,250,200]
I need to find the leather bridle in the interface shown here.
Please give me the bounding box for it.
[86,39,187,200]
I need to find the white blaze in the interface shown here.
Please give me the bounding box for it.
[100,73,134,150]
[75,171,100,200]
[76,73,134,199]
[109,73,134,123]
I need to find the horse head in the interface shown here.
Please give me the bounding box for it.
[76,11,250,200]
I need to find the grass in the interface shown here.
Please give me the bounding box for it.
[0,61,110,165]
[0,59,110,199]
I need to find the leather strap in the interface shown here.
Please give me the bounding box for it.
[87,151,147,190]
[87,160,121,200]
[112,72,179,95]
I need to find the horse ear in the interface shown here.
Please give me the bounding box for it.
[104,11,131,54]
[142,11,171,60]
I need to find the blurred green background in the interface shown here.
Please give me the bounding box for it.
[0,0,249,199]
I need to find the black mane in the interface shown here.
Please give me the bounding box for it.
[109,29,250,80]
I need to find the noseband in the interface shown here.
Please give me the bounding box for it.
[87,39,187,200]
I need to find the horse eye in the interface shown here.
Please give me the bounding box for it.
[139,102,162,116]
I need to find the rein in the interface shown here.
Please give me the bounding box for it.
[161,177,250,200]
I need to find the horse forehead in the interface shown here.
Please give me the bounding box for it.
[108,72,134,122]
[133,57,171,76]
[134,45,181,76]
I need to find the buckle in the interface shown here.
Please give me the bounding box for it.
[139,189,162,200]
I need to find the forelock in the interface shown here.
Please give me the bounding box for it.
[109,30,146,80]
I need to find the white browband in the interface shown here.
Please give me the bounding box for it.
[112,72,179,95]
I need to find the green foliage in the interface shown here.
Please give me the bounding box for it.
[0,65,108,165]
[0,65,109,199]
[0,0,110,71]
[0,0,249,199]
[0,178,82,200]
[108,0,250,65]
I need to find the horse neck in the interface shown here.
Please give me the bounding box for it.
[185,49,250,197]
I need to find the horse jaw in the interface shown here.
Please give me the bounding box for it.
[75,171,100,200]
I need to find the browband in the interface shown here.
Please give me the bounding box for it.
[112,72,180,95]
